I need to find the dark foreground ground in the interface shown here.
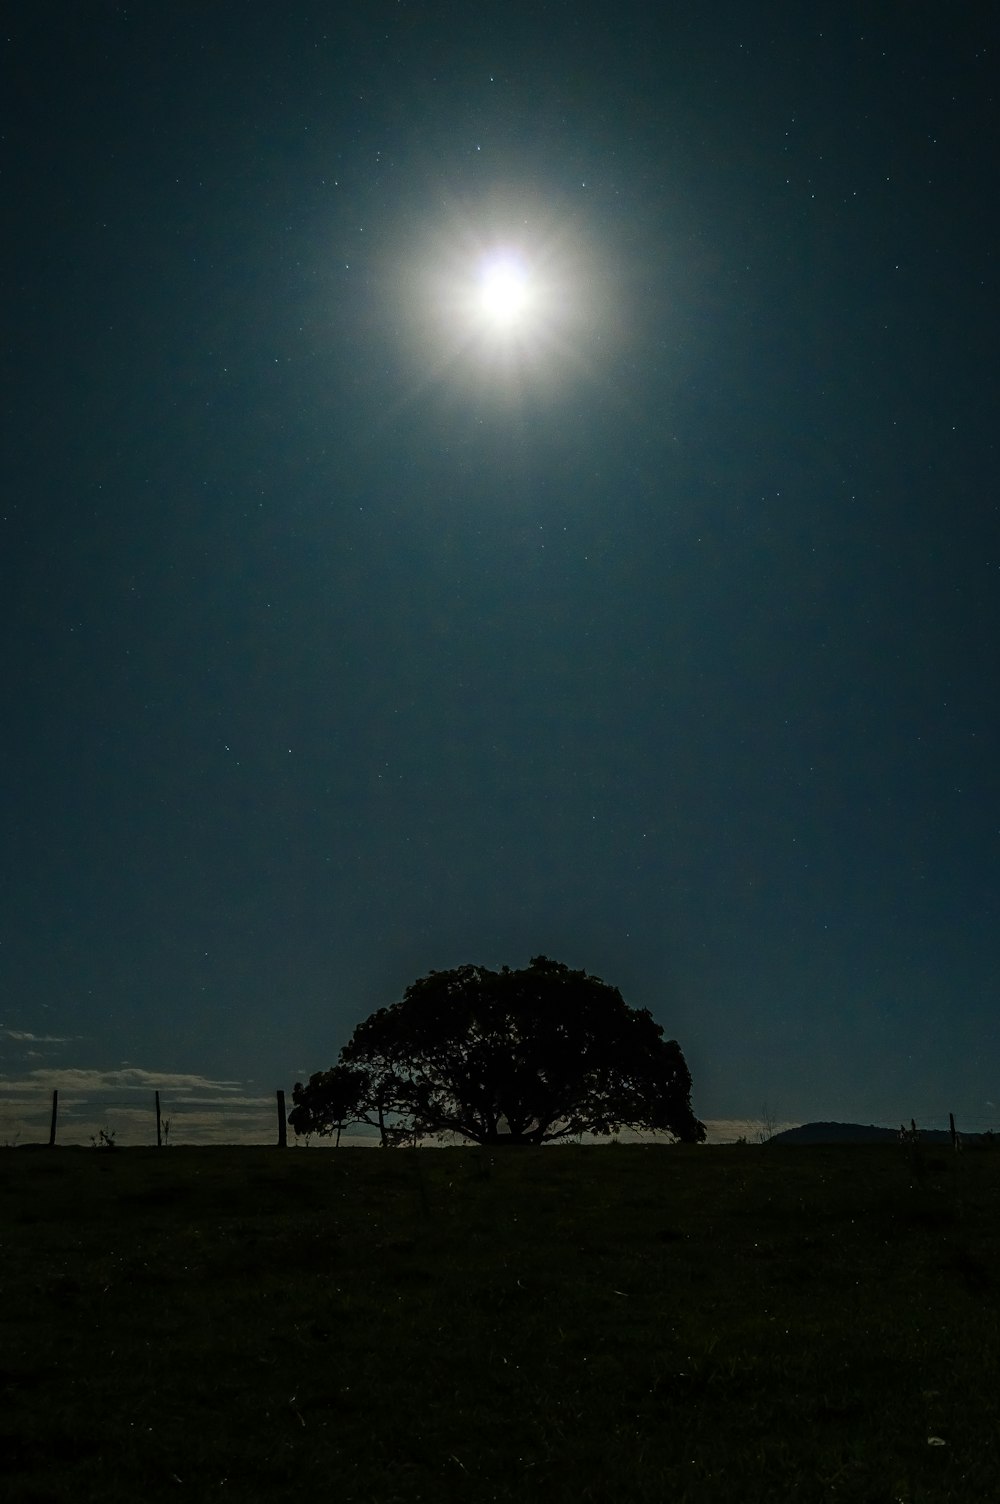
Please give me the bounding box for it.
[1,1141,998,1502]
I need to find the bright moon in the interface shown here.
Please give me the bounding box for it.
[477,254,532,328]
[405,198,609,391]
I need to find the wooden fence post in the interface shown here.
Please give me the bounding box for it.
[949,1112,958,1151]
[48,1089,58,1147]
[276,1089,287,1148]
[155,1090,162,1148]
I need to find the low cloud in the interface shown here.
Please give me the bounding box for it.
[0,1066,246,1097]
[0,1065,278,1146]
[2,1030,77,1045]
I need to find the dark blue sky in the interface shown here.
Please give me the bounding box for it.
[2,1,997,1137]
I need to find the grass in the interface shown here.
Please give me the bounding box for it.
[1,1142,998,1502]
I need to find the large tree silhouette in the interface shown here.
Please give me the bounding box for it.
[289,956,705,1146]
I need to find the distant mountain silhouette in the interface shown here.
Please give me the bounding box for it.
[770,1121,955,1145]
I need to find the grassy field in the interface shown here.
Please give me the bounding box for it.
[1,1141,998,1503]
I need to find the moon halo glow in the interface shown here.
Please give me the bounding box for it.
[394,196,612,400]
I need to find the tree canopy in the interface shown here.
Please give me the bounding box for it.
[289,956,705,1146]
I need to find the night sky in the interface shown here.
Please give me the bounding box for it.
[2,1,997,1143]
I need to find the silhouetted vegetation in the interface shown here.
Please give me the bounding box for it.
[290,955,705,1146]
